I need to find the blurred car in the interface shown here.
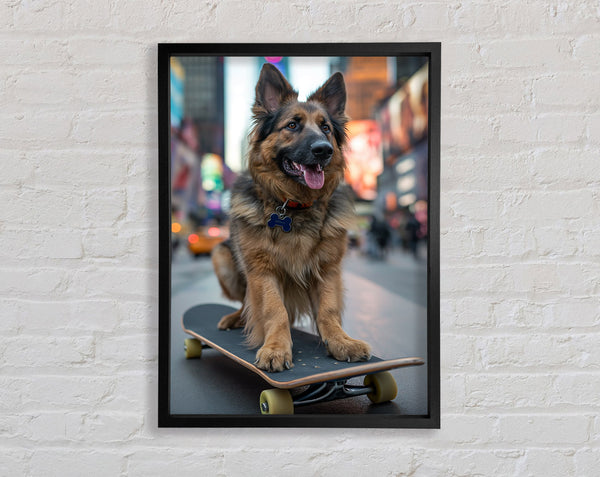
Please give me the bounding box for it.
[187,225,228,257]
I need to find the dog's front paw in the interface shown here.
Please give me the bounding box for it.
[254,344,293,372]
[326,336,371,363]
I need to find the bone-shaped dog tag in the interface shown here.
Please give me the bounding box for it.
[267,213,292,232]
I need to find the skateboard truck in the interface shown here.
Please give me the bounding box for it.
[258,371,398,415]
[260,377,395,413]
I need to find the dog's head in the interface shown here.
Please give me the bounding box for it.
[248,63,348,203]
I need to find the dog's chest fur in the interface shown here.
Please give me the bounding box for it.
[228,173,354,287]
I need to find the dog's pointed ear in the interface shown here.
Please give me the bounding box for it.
[307,72,346,118]
[254,63,297,113]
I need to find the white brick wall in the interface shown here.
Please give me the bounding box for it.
[1,0,598,475]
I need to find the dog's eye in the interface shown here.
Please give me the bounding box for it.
[321,124,331,134]
[286,121,297,130]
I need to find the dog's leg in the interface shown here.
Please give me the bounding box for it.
[212,242,246,301]
[212,242,246,329]
[313,265,371,362]
[245,273,293,372]
[217,306,245,330]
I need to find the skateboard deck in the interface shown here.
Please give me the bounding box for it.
[182,303,424,414]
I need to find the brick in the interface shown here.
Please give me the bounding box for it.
[543,299,600,328]
[440,265,513,295]
[30,450,123,477]
[0,449,29,477]
[106,372,154,410]
[496,113,587,144]
[437,415,500,445]
[65,411,143,442]
[498,415,590,445]
[66,39,148,66]
[39,230,84,259]
[82,228,134,259]
[413,449,521,477]
[0,376,114,412]
[575,448,600,476]
[478,333,600,369]
[453,3,498,33]
[446,192,503,222]
[446,75,532,114]
[509,263,560,293]
[84,188,127,226]
[29,150,133,187]
[3,299,119,333]
[71,111,153,146]
[588,112,600,144]
[125,186,157,225]
[442,373,466,410]
[545,2,600,34]
[0,268,66,297]
[441,335,477,370]
[496,2,550,35]
[534,73,600,107]
[453,296,494,328]
[522,449,576,476]
[0,150,34,184]
[510,190,595,222]
[492,300,545,328]
[480,38,574,70]
[126,449,223,477]
[224,448,413,477]
[10,1,67,31]
[402,3,455,33]
[536,113,587,143]
[0,111,74,145]
[442,228,484,260]
[2,336,94,369]
[531,148,600,186]
[555,262,599,296]
[465,374,554,409]
[442,116,494,149]
[442,42,486,76]
[582,229,600,256]
[573,34,600,68]
[443,152,536,192]
[76,69,150,106]
[0,38,70,65]
[0,188,85,228]
[94,334,157,366]
[554,374,600,407]
[481,226,536,258]
[117,301,156,331]
[69,268,157,299]
[11,70,78,105]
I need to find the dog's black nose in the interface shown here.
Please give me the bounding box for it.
[311,140,333,159]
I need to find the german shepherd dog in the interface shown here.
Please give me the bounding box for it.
[211,63,371,372]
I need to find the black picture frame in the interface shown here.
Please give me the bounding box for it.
[158,43,440,428]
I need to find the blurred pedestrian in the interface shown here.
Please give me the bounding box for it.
[405,213,420,259]
[369,215,391,260]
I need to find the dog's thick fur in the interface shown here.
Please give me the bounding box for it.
[211,63,371,372]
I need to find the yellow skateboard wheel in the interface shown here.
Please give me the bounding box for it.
[259,389,294,415]
[364,371,398,403]
[184,338,203,359]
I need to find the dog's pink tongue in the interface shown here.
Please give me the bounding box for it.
[301,165,324,189]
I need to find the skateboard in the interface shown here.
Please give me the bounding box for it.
[182,303,425,415]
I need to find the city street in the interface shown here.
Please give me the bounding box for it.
[169,245,428,416]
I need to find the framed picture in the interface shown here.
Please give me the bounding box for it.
[158,43,440,428]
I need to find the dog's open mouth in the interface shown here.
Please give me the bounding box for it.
[283,159,325,190]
